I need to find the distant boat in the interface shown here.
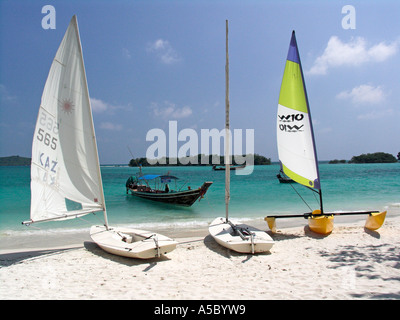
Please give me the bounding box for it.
[212,164,246,171]
[126,173,212,206]
[23,15,177,259]
[276,171,293,183]
[264,31,386,235]
[209,20,274,254]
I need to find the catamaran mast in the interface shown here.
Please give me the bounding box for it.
[292,30,323,214]
[225,20,230,223]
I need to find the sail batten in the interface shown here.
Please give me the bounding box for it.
[277,31,321,191]
[28,15,106,224]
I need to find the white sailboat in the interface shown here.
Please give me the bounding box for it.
[264,31,386,235]
[208,20,274,254]
[23,15,177,259]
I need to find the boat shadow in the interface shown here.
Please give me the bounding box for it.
[83,241,171,267]
[266,227,330,240]
[267,230,304,241]
[363,227,381,239]
[0,246,82,267]
[203,234,271,262]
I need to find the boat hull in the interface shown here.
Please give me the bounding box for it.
[365,211,387,231]
[90,225,177,259]
[209,217,274,254]
[128,181,212,206]
[212,165,246,171]
[308,215,334,235]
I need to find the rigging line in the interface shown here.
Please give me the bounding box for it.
[289,183,313,211]
[311,189,321,207]
[90,212,107,225]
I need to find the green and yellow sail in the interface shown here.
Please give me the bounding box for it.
[277,31,321,190]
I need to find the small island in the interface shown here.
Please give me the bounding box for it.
[348,152,398,164]
[329,152,398,164]
[328,159,347,164]
[0,155,31,166]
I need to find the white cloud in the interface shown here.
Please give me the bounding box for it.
[336,84,386,105]
[122,48,131,59]
[151,101,192,119]
[100,122,123,131]
[90,97,131,113]
[308,36,398,75]
[90,97,109,112]
[146,39,180,64]
[357,109,394,120]
[0,84,17,103]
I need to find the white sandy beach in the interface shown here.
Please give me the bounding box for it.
[1,215,399,300]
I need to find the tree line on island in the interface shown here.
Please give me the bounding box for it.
[1,152,399,166]
[0,155,31,166]
[129,154,271,167]
[329,152,399,164]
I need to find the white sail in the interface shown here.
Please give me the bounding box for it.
[29,16,105,223]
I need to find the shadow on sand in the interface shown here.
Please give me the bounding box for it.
[83,241,171,270]
[0,246,82,267]
[203,234,271,263]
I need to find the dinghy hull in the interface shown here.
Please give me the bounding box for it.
[209,217,274,254]
[90,225,177,259]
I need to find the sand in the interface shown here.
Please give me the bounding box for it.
[1,215,399,300]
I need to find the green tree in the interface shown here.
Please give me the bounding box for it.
[349,152,397,163]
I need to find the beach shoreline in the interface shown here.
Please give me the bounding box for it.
[1,214,399,300]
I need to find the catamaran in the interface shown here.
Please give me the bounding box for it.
[22,15,177,259]
[208,20,274,253]
[264,31,386,235]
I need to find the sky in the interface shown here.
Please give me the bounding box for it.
[0,0,399,164]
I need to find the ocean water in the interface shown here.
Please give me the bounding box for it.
[0,163,399,236]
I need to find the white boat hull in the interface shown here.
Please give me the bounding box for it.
[209,217,274,254]
[90,225,177,259]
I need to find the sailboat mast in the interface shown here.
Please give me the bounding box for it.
[225,19,230,222]
[294,31,323,214]
[319,190,324,214]
[74,16,109,229]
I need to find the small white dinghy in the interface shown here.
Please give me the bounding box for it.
[23,15,177,259]
[90,226,177,259]
[209,217,274,254]
[208,21,274,254]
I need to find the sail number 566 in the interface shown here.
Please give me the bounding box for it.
[37,128,57,150]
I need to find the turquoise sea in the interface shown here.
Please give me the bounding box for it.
[0,163,399,236]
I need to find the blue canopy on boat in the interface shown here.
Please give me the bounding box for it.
[138,174,160,180]
[138,175,179,181]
